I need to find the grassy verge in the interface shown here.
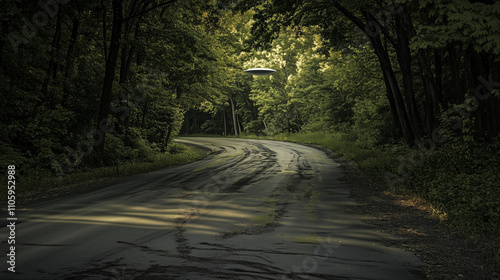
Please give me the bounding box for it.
[1,144,207,207]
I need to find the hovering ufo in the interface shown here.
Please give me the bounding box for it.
[244,68,276,76]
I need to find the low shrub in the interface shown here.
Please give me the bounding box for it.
[408,138,500,237]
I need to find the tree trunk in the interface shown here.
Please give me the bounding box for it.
[230,96,238,137]
[447,45,465,104]
[383,74,403,139]
[370,34,414,144]
[164,86,183,149]
[469,50,498,139]
[140,95,148,128]
[0,20,8,67]
[223,108,227,136]
[163,124,173,152]
[237,113,242,135]
[185,116,190,135]
[434,49,443,105]
[42,6,63,100]
[101,0,108,61]
[95,0,123,163]
[394,10,422,139]
[417,50,440,134]
[119,4,140,85]
[62,16,80,107]
[192,110,197,134]
[330,3,415,144]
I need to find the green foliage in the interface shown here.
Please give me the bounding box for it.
[244,26,389,139]
[166,142,187,154]
[351,97,393,148]
[408,137,500,236]
[411,0,500,58]
[0,0,229,187]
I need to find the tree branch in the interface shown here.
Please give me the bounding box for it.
[330,2,366,30]
[122,0,177,22]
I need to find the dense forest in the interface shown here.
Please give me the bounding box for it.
[1,0,500,263]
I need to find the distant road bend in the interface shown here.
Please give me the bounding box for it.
[1,137,425,279]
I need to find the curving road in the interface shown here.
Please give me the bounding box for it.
[1,137,425,279]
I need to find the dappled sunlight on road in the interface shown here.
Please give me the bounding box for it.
[25,197,257,230]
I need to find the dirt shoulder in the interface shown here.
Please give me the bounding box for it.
[324,149,500,280]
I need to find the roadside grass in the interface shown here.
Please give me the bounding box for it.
[0,144,207,206]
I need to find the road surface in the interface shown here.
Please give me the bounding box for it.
[1,137,425,279]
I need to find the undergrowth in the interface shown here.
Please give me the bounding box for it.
[0,143,207,206]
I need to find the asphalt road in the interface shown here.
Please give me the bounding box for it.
[1,137,425,279]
